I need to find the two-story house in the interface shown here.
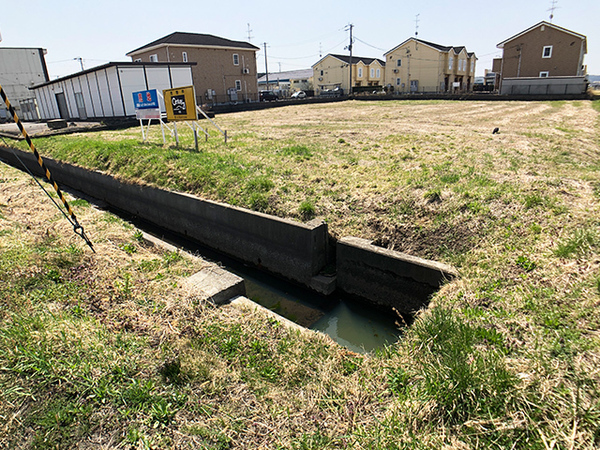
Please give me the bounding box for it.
[126,32,260,105]
[496,21,587,80]
[495,21,587,95]
[312,54,385,95]
[383,38,476,93]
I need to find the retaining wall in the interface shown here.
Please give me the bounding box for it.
[336,237,458,316]
[0,147,329,290]
[1,147,459,310]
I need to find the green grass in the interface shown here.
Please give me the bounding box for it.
[2,99,600,448]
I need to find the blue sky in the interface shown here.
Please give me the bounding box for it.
[1,0,598,79]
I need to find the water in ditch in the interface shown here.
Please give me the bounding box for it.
[237,265,403,354]
[81,206,403,353]
[137,227,403,353]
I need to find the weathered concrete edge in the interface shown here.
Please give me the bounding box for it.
[339,236,458,285]
[142,231,247,304]
[336,236,459,315]
[0,146,330,290]
[229,296,308,332]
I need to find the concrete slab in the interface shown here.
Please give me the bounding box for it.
[185,266,246,305]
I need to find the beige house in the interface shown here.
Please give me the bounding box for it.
[126,32,259,105]
[312,54,385,95]
[384,38,476,93]
[496,21,587,79]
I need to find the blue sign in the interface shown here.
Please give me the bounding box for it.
[132,89,159,109]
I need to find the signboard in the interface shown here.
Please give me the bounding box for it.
[136,108,161,120]
[163,86,197,121]
[452,82,461,88]
[133,89,159,110]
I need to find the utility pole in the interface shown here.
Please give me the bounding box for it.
[74,57,84,71]
[263,43,269,90]
[345,24,354,96]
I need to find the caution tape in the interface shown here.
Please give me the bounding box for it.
[0,83,94,252]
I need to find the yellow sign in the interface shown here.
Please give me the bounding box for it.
[163,86,197,121]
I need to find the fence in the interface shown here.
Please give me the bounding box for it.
[500,77,588,96]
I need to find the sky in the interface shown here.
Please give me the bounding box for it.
[1,0,598,80]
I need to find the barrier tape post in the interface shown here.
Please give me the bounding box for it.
[0,83,95,252]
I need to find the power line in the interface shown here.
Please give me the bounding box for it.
[354,37,387,52]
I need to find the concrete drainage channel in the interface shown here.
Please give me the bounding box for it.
[1,147,458,352]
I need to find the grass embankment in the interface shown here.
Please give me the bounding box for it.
[2,99,600,448]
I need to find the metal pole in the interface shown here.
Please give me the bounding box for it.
[264,43,269,90]
[160,119,166,144]
[139,119,145,141]
[348,24,353,96]
[193,121,199,151]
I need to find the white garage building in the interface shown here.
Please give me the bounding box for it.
[30,61,195,121]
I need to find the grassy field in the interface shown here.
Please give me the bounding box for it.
[1,99,600,448]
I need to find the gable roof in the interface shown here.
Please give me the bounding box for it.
[127,32,259,56]
[497,21,587,48]
[384,38,474,57]
[312,53,385,68]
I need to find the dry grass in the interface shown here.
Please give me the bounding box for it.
[2,99,600,448]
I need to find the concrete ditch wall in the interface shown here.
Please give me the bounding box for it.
[336,237,458,316]
[1,147,458,310]
[0,147,329,290]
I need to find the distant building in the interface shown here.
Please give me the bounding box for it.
[0,47,49,121]
[258,69,313,96]
[126,32,259,105]
[312,54,385,95]
[384,38,476,93]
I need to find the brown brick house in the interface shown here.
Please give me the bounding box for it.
[126,32,259,105]
[496,21,587,79]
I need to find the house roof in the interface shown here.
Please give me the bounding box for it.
[496,21,587,49]
[312,53,385,68]
[384,38,475,57]
[127,32,259,56]
[258,68,313,84]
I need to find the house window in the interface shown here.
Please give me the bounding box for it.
[376,69,380,78]
[182,52,188,62]
[149,54,158,62]
[320,70,324,76]
[134,58,142,63]
[396,77,401,86]
[539,71,549,77]
[397,59,402,67]
[370,68,374,77]
[471,59,474,72]
[235,80,242,90]
[542,46,553,58]
[358,67,363,78]
[448,58,453,70]
[233,54,239,65]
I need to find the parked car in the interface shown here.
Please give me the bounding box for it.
[291,90,306,99]
[259,90,278,102]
